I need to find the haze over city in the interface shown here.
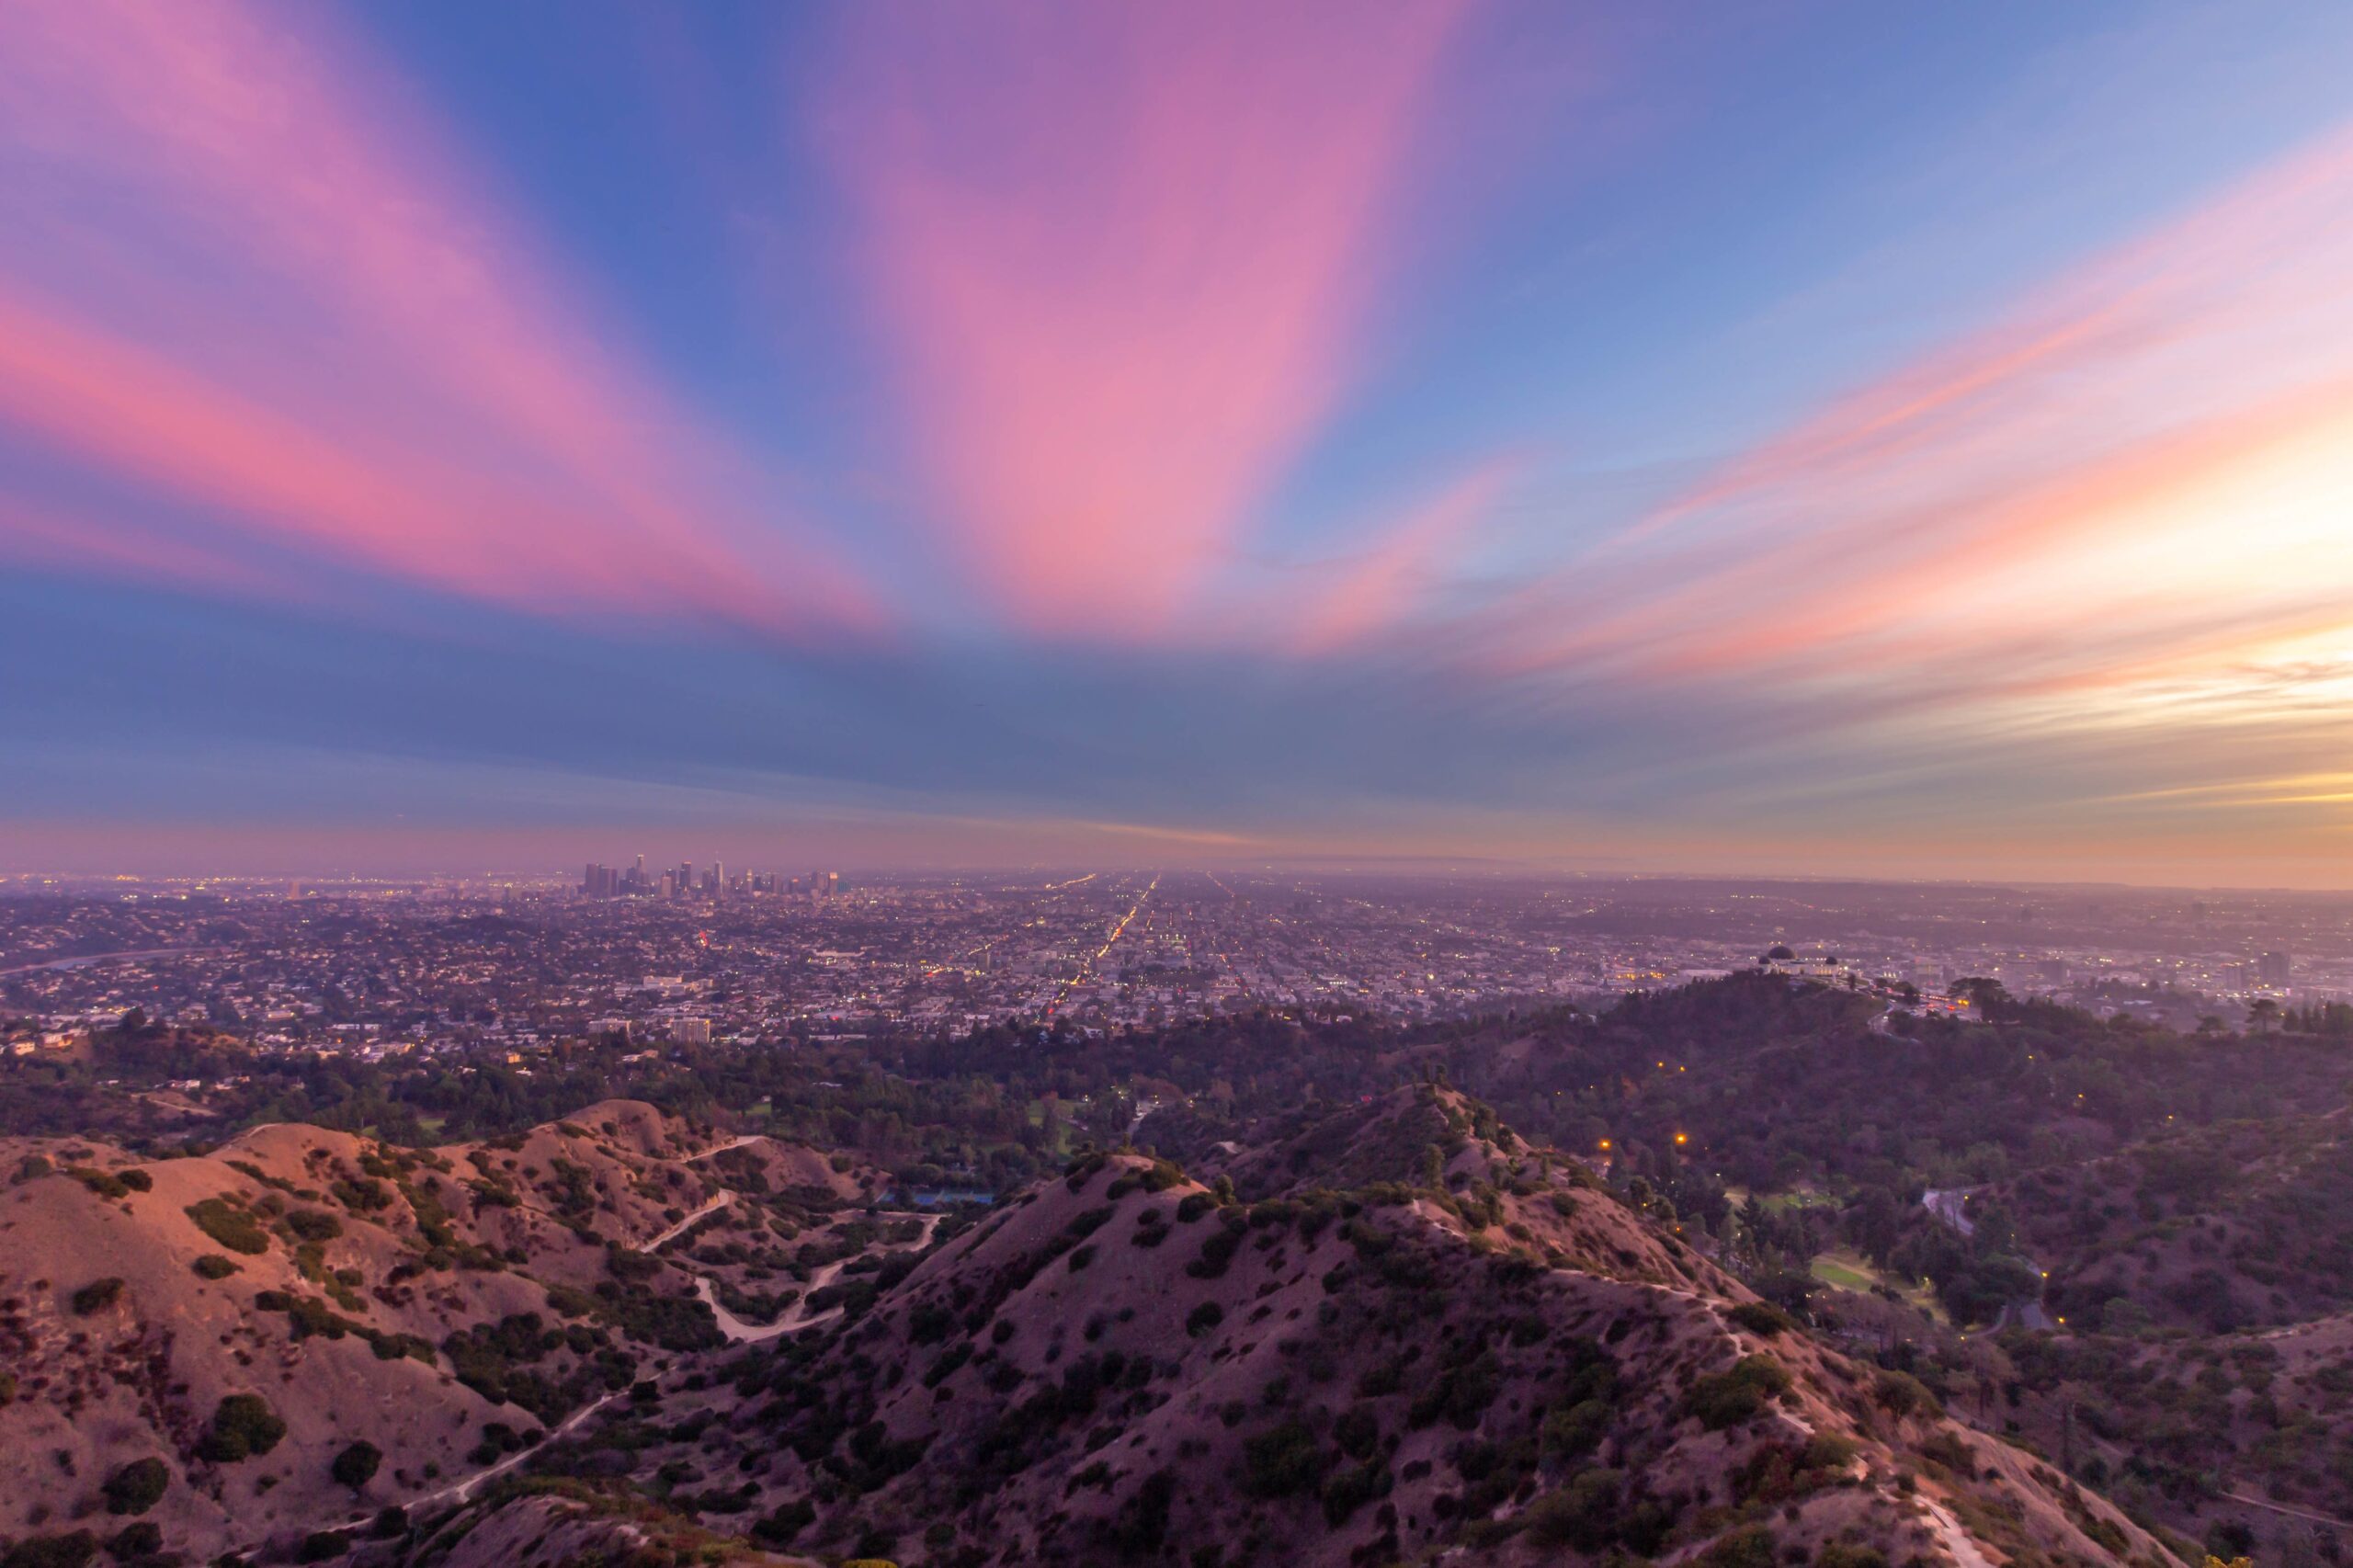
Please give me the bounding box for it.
[6,0,2352,887]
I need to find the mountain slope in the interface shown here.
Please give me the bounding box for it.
[616,1086,2162,1567]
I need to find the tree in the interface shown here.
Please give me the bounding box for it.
[1954,978,2011,1018]
[2246,999,2279,1036]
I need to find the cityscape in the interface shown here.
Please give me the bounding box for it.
[5,868,2345,1066]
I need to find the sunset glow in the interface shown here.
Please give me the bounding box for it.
[4,1,2350,883]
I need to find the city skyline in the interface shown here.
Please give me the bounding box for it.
[6,2,2353,887]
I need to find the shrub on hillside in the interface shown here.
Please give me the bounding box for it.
[1187,1220,1246,1279]
[106,1524,163,1559]
[200,1393,288,1462]
[331,1176,392,1211]
[1682,1356,1793,1431]
[285,1209,344,1243]
[68,1168,131,1200]
[186,1198,269,1255]
[332,1441,382,1490]
[1814,1545,1889,1568]
[1320,1460,1386,1526]
[1524,1468,1627,1551]
[297,1530,350,1563]
[1239,1419,1325,1499]
[1727,1301,1797,1336]
[1871,1369,1940,1419]
[192,1254,241,1279]
[0,1530,97,1568]
[101,1457,169,1515]
[70,1278,125,1315]
[1699,1527,1780,1568]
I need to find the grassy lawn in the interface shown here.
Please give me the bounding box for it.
[1726,1186,1840,1213]
[1810,1253,1878,1291]
[1811,1247,1949,1324]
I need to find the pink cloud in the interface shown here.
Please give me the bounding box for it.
[1286,461,1515,656]
[824,1,1467,640]
[0,0,881,637]
[1480,117,2353,710]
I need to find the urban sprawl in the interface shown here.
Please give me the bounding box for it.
[3,869,2345,1065]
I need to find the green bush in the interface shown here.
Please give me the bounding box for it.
[1682,1356,1793,1431]
[186,1198,270,1255]
[298,1529,350,1562]
[1698,1526,1779,1568]
[1186,1221,1246,1279]
[192,1254,241,1279]
[1540,1397,1611,1460]
[0,1531,97,1568]
[1239,1419,1325,1499]
[1185,1301,1224,1337]
[68,1168,130,1200]
[331,1177,392,1211]
[1871,1369,1939,1419]
[200,1393,288,1462]
[285,1209,344,1243]
[1815,1544,1891,1568]
[751,1499,816,1544]
[1726,1301,1796,1336]
[1320,1460,1385,1525]
[331,1440,382,1489]
[101,1457,169,1516]
[106,1523,163,1559]
[1524,1468,1626,1551]
[71,1278,126,1315]
[1334,1405,1381,1460]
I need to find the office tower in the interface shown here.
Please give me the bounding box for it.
[2259,951,2292,986]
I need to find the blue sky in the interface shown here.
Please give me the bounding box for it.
[5,0,2353,884]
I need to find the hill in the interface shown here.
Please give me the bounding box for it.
[0,1101,893,1562]
[572,1086,2156,1568]
[0,1085,2167,1568]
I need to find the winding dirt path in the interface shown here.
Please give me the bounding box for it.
[694,1212,945,1344]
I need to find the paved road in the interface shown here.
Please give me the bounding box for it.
[2217,1491,2353,1531]
[1923,1187,2061,1334]
[1922,1187,1976,1236]
[0,944,222,978]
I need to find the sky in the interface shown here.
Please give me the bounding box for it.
[4,0,2352,887]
